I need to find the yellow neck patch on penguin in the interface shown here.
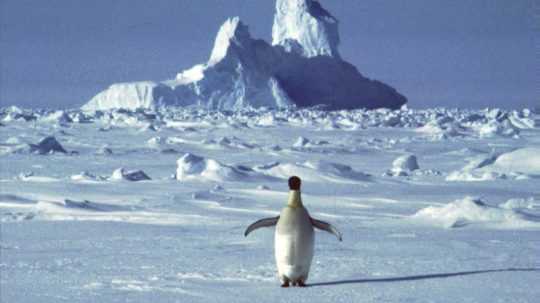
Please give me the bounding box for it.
[287,190,303,208]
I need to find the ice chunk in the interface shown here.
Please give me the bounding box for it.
[71,171,106,182]
[293,136,310,148]
[387,154,419,176]
[110,168,151,182]
[40,110,73,124]
[28,136,68,155]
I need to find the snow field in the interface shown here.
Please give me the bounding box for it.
[1,106,539,302]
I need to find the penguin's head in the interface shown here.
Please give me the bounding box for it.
[287,176,303,208]
[288,176,301,191]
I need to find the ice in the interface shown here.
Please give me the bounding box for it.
[39,110,72,124]
[1,106,36,122]
[110,168,151,182]
[95,146,113,155]
[1,105,539,302]
[272,0,340,58]
[82,0,406,111]
[28,136,68,154]
[82,82,173,111]
[71,171,107,182]
[292,136,310,148]
[388,154,419,176]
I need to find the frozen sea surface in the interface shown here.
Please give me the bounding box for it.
[1,107,539,302]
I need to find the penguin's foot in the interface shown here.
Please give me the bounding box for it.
[281,280,290,288]
[297,280,306,287]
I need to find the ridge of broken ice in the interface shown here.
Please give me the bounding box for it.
[1,107,536,142]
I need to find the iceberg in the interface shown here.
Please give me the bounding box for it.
[83,0,406,111]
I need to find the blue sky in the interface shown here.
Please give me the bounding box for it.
[0,0,537,109]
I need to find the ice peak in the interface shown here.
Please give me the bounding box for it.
[84,1,407,111]
[209,17,252,64]
[272,0,340,58]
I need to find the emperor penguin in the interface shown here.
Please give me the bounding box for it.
[244,176,342,287]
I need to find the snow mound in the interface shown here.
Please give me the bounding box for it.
[110,168,151,182]
[416,121,465,140]
[487,148,540,175]
[95,146,113,155]
[176,153,248,182]
[412,197,540,229]
[82,0,406,111]
[447,148,540,181]
[147,136,165,148]
[214,136,256,149]
[388,154,419,176]
[499,198,535,210]
[28,136,68,154]
[290,136,332,151]
[445,170,511,182]
[293,136,310,148]
[253,160,371,183]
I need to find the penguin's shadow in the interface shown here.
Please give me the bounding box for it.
[309,267,540,287]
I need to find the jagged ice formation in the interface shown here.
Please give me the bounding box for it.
[83,0,406,111]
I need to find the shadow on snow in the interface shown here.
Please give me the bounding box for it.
[309,268,540,287]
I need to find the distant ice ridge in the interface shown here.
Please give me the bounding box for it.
[1,107,536,138]
[82,0,406,111]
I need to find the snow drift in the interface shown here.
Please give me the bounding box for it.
[176,153,249,182]
[447,148,540,181]
[412,197,540,229]
[83,0,406,111]
[253,160,372,183]
[487,147,540,175]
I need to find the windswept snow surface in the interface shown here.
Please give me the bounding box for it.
[1,106,540,302]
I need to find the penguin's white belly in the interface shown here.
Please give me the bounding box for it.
[274,207,314,281]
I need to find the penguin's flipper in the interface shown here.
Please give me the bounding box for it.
[244,216,280,237]
[311,218,343,241]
